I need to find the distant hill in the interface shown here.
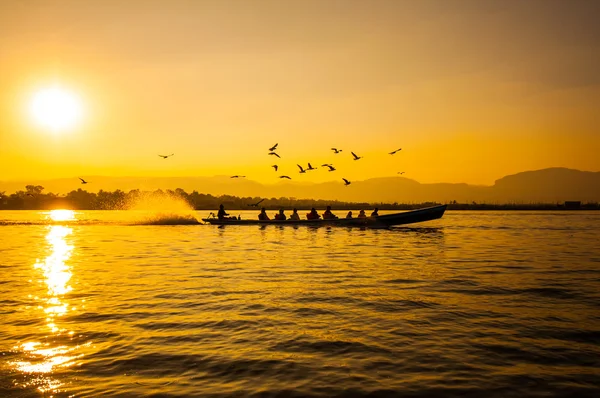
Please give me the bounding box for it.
[490,168,600,203]
[1,168,599,203]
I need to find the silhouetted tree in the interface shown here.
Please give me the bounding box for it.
[25,185,45,195]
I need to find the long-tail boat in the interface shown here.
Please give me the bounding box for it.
[202,205,446,228]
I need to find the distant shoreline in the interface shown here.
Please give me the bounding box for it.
[1,207,599,211]
[1,187,598,211]
[1,205,599,212]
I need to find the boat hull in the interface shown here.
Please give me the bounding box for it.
[202,205,446,227]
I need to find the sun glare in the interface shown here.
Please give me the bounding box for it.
[47,210,76,222]
[29,86,83,132]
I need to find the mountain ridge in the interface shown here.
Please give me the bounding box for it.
[1,168,599,203]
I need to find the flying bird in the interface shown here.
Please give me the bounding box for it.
[279,175,292,179]
[230,175,246,178]
[397,171,405,175]
[269,143,278,151]
[271,165,278,171]
[351,151,362,160]
[326,165,336,172]
[269,152,281,158]
[331,148,342,154]
[158,154,174,159]
[389,148,402,155]
[79,178,89,184]
[342,178,351,186]
[321,163,332,167]
[248,198,265,207]
[307,163,317,171]
[297,164,306,173]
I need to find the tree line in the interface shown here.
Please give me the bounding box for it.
[0,186,598,210]
[0,185,436,211]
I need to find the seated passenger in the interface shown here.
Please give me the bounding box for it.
[217,204,229,220]
[306,208,321,220]
[370,208,379,217]
[358,210,367,218]
[346,211,353,219]
[274,209,287,221]
[322,205,338,219]
[289,208,300,221]
[258,207,270,221]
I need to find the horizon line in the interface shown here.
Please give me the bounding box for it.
[1,167,598,188]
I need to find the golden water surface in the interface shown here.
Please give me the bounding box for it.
[1,210,599,397]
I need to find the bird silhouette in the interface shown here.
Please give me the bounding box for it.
[351,151,362,160]
[397,171,405,175]
[269,152,281,158]
[321,163,332,167]
[297,164,306,173]
[307,163,317,170]
[279,175,292,179]
[342,178,351,186]
[389,148,402,155]
[248,198,265,207]
[331,148,342,154]
[269,143,278,151]
[271,165,278,171]
[158,153,174,159]
[230,175,246,178]
[79,178,89,184]
[325,165,336,172]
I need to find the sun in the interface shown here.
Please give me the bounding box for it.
[29,86,83,132]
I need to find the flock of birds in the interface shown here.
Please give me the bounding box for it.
[230,143,406,187]
[76,147,405,187]
[263,143,404,186]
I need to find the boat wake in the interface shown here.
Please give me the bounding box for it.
[0,213,201,226]
[133,213,200,225]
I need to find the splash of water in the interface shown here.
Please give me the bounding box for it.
[125,191,200,225]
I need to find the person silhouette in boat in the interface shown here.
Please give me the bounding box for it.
[346,211,353,219]
[274,209,287,221]
[217,204,229,220]
[323,205,338,219]
[258,207,270,221]
[289,208,300,221]
[370,208,379,217]
[358,210,367,218]
[306,208,320,220]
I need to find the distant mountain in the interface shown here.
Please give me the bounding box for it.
[1,168,598,203]
[490,168,600,203]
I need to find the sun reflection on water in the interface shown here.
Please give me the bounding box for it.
[11,222,83,394]
[36,225,73,298]
[46,209,76,222]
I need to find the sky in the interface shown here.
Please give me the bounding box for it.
[1,0,599,186]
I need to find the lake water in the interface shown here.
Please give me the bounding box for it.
[1,210,599,397]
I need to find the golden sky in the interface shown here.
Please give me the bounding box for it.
[1,0,599,186]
